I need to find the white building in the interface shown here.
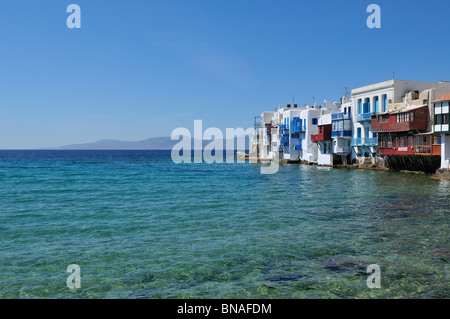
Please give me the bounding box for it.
[433,94,450,169]
[280,107,303,161]
[331,97,353,164]
[351,79,450,164]
[312,100,342,165]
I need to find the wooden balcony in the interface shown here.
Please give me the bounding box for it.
[372,105,429,133]
[311,124,331,142]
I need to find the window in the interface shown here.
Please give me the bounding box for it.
[374,96,379,114]
[382,94,387,112]
[358,99,362,114]
[312,118,318,125]
[344,120,351,131]
[443,114,448,124]
[415,135,432,154]
[433,136,441,145]
[364,98,370,113]
[379,114,389,123]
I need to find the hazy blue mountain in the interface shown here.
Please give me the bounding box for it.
[52,136,250,150]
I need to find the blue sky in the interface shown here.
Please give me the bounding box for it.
[0,0,449,148]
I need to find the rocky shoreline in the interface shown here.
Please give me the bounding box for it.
[236,152,448,178]
[431,168,450,180]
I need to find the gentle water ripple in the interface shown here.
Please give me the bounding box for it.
[0,150,448,298]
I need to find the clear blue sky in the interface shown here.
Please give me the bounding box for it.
[0,0,449,149]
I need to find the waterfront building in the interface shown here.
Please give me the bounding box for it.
[255,104,305,161]
[351,79,450,165]
[433,94,450,169]
[311,100,341,165]
[256,111,276,161]
[280,105,303,161]
[331,97,352,164]
[312,113,333,165]
[297,105,322,163]
[371,88,450,172]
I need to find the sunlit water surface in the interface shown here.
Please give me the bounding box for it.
[0,150,448,298]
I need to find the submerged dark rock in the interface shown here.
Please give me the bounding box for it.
[123,271,156,285]
[320,257,367,275]
[432,248,450,262]
[266,273,307,282]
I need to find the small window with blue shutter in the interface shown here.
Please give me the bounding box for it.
[312,118,318,125]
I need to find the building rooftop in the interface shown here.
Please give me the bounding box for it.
[433,93,450,102]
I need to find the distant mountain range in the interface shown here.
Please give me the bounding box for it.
[50,136,250,150]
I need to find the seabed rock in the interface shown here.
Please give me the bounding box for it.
[432,168,450,180]
[432,248,450,262]
[319,257,367,275]
[266,273,308,282]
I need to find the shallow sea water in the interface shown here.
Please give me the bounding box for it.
[0,150,448,298]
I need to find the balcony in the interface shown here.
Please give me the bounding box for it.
[372,106,429,132]
[292,125,305,133]
[351,138,378,147]
[280,135,289,146]
[332,130,352,138]
[332,112,351,121]
[292,118,305,133]
[334,145,351,154]
[311,124,332,143]
[357,112,374,122]
[311,134,320,143]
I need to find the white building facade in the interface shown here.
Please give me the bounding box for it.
[351,79,450,164]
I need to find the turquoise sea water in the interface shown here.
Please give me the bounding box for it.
[0,150,448,299]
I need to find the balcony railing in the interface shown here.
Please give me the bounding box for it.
[332,130,352,138]
[334,145,351,154]
[332,112,351,121]
[279,125,289,131]
[351,137,378,147]
[292,124,305,132]
[294,144,302,150]
[356,112,374,122]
